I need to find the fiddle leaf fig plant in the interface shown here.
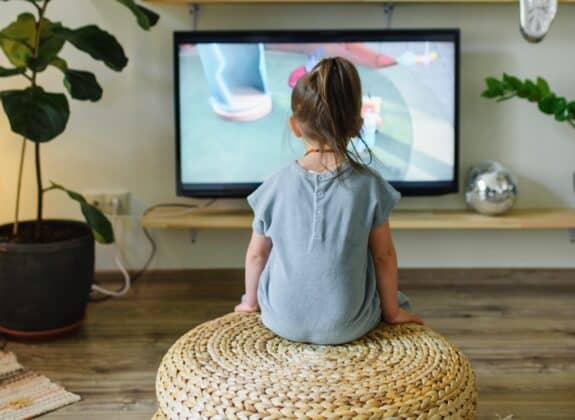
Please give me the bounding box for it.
[482,73,575,129]
[0,0,159,242]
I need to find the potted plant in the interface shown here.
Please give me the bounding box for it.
[0,0,159,337]
[481,73,575,129]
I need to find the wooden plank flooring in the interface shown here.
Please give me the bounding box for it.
[3,269,574,419]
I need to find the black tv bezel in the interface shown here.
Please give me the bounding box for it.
[174,29,460,198]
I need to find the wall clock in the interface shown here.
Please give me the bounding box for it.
[520,0,558,42]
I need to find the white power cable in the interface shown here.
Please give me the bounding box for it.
[90,199,216,301]
[91,245,132,297]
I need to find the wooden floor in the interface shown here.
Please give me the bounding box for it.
[4,269,575,419]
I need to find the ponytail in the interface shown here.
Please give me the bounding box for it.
[291,56,372,173]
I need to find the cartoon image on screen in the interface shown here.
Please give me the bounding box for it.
[179,40,455,185]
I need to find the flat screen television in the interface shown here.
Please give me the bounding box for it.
[175,29,460,197]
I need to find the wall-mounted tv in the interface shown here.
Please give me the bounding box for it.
[175,29,460,197]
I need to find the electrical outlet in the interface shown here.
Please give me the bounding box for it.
[103,192,130,216]
[83,191,130,215]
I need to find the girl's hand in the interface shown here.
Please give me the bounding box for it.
[235,302,259,313]
[385,308,424,325]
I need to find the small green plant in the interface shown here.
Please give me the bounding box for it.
[0,0,159,242]
[481,73,575,130]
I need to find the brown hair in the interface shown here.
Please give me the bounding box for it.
[291,56,371,172]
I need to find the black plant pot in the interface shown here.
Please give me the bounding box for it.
[0,220,94,338]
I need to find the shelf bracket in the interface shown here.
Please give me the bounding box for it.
[190,229,199,244]
[189,3,201,31]
[383,3,395,29]
[568,228,575,244]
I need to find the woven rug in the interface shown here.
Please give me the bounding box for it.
[0,351,80,419]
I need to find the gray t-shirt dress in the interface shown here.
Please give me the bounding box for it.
[247,160,410,345]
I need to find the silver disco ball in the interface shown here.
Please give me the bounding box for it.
[465,161,518,216]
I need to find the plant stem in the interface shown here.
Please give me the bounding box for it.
[496,94,517,102]
[11,138,27,237]
[31,0,50,240]
[6,0,44,239]
[34,142,43,238]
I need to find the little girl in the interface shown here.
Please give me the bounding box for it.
[235,56,423,345]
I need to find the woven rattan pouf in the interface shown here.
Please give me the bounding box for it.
[154,313,477,419]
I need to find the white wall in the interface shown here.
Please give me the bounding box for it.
[1,2,574,269]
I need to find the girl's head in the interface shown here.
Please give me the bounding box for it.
[290,56,368,170]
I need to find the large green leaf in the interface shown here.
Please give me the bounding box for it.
[0,86,69,142]
[49,56,67,71]
[30,20,65,72]
[0,13,35,68]
[0,66,25,77]
[115,0,160,30]
[48,183,115,244]
[0,13,64,72]
[63,69,102,101]
[54,25,128,71]
[0,32,30,44]
[49,57,103,101]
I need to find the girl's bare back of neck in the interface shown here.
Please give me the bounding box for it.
[298,143,343,173]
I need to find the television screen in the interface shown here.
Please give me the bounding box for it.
[175,30,459,197]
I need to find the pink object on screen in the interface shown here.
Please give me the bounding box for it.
[288,66,307,88]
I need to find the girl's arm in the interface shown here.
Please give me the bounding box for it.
[235,231,273,313]
[369,221,423,325]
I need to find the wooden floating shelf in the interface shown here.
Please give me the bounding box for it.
[146,0,575,4]
[141,208,575,230]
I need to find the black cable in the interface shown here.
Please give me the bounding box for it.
[90,199,216,303]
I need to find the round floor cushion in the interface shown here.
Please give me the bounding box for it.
[154,313,477,419]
